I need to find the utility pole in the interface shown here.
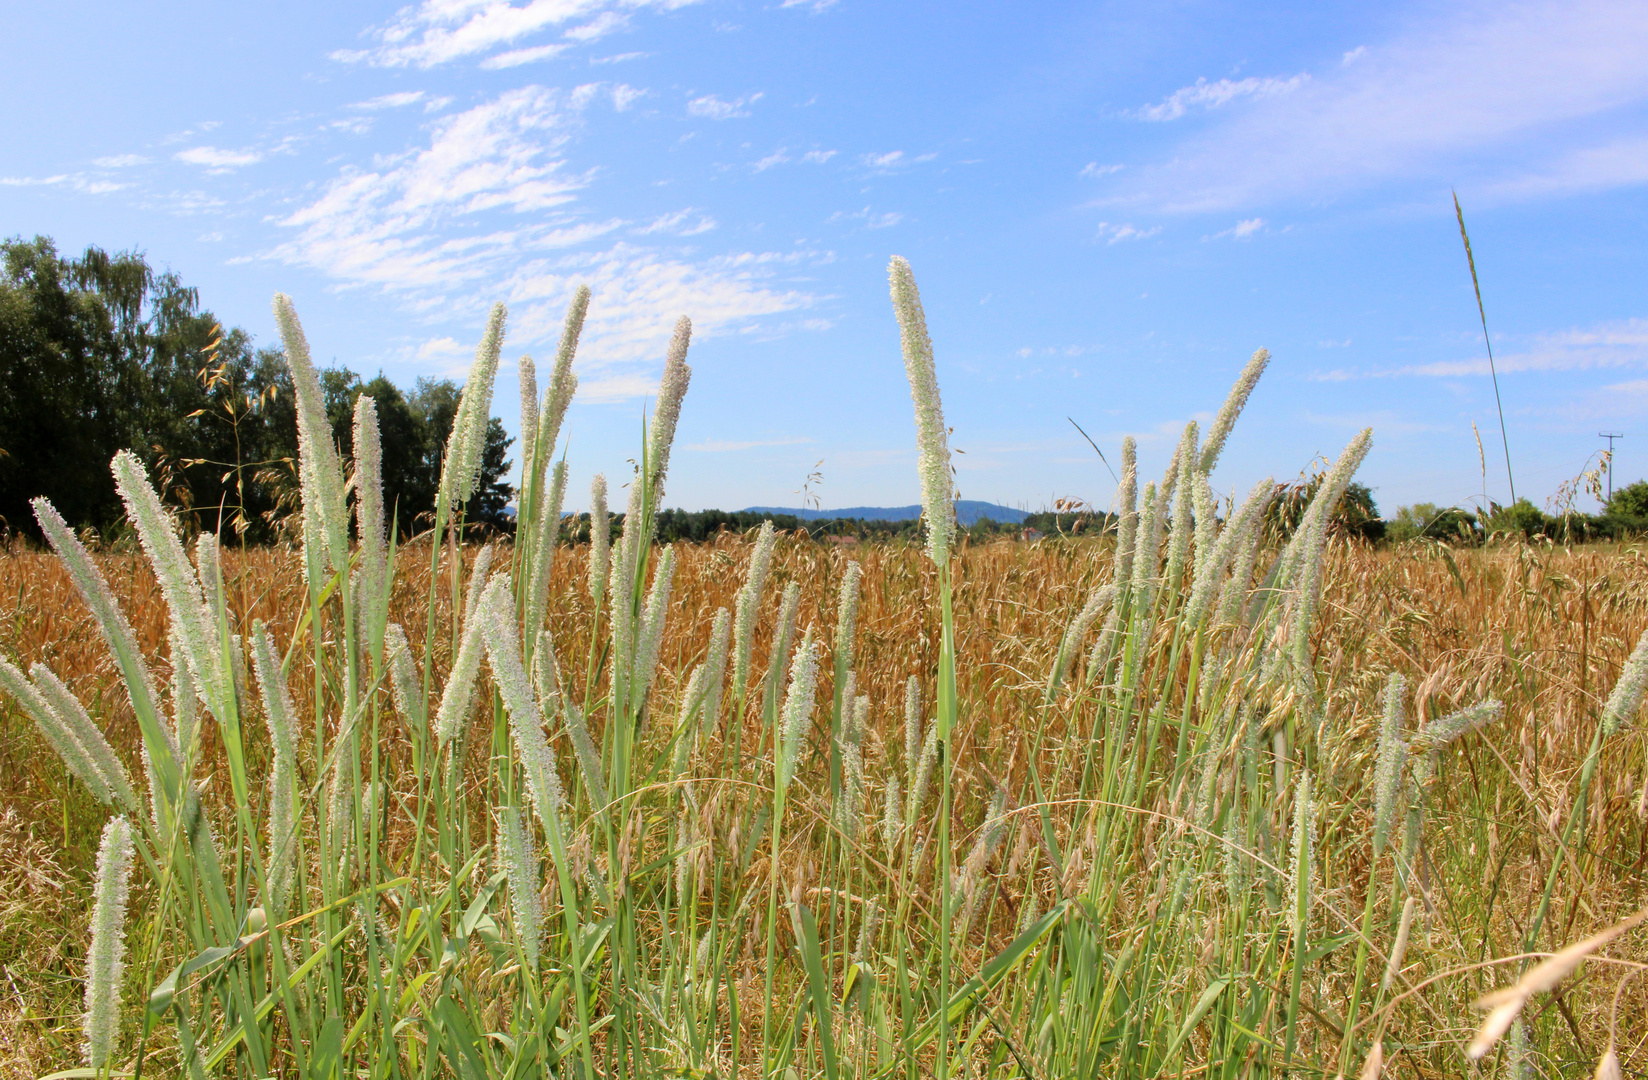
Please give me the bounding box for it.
[1601,432,1623,502]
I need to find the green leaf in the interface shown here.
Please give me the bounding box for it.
[147,945,239,1020]
[1150,975,1232,1075]
[792,904,840,1080]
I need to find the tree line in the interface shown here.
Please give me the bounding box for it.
[0,236,514,541]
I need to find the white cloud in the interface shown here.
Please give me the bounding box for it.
[1208,217,1266,240]
[1313,318,1648,380]
[271,84,817,400]
[482,43,569,68]
[1132,74,1309,122]
[590,51,648,64]
[93,154,149,168]
[686,92,760,119]
[1096,221,1160,244]
[861,150,904,170]
[1341,45,1368,65]
[1,173,125,194]
[503,243,818,371]
[334,0,694,69]
[175,146,264,169]
[1080,162,1122,178]
[1104,0,1648,213]
[802,149,836,164]
[611,84,645,111]
[632,209,716,235]
[274,86,593,290]
[349,91,426,110]
[829,207,903,229]
[753,147,790,171]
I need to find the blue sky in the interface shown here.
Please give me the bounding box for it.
[6,0,1648,517]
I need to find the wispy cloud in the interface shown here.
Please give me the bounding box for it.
[92,154,149,168]
[1207,217,1265,240]
[1131,74,1309,122]
[1096,221,1159,244]
[270,83,817,397]
[482,43,569,68]
[686,92,760,119]
[0,173,125,194]
[753,147,790,171]
[829,207,903,229]
[1080,162,1122,178]
[175,146,264,169]
[1312,319,1648,381]
[802,149,836,164]
[349,91,426,110]
[1099,0,1648,213]
[632,209,716,235]
[334,0,693,69]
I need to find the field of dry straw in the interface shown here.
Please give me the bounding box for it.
[0,264,1645,1080]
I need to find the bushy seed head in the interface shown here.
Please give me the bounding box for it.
[251,622,299,915]
[352,393,388,640]
[1410,700,1504,753]
[777,632,819,796]
[733,520,778,700]
[83,815,135,1068]
[834,560,863,670]
[498,804,542,970]
[1165,423,1198,592]
[1382,895,1417,993]
[888,256,954,565]
[908,725,940,826]
[518,354,538,483]
[384,623,426,731]
[903,675,922,782]
[1601,626,1648,737]
[588,473,610,607]
[1372,675,1408,857]
[882,773,903,850]
[441,303,507,507]
[1054,584,1115,687]
[540,285,590,467]
[699,608,732,740]
[634,545,677,704]
[1201,348,1270,474]
[435,558,495,748]
[1187,477,1273,626]
[1287,771,1315,934]
[525,460,569,642]
[31,497,164,731]
[0,659,133,812]
[480,577,567,832]
[647,317,693,501]
[1114,437,1139,585]
[273,294,351,577]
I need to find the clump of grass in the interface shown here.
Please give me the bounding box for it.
[0,259,1643,1080]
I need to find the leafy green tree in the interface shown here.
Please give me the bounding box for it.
[1607,479,1648,520]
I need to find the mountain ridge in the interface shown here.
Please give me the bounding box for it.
[739,500,1030,525]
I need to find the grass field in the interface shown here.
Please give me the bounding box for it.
[2,534,1645,1077]
[1,270,1645,1079]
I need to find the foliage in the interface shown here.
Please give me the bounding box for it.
[0,235,513,541]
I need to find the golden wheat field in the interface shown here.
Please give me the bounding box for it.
[1,531,1644,1075]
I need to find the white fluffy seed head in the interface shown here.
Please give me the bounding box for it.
[518,355,539,481]
[83,815,135,1068]
[733,520,778,699]
[540,285,591,463]
[700,608,732,740]
[442,303,508,507]
[480,577,567,832]
[272,294,351,577]
[1287,771,1315,934]
[1410,700,1504,753]
[1202,348,1270,474]
[888,256,955,565]
[1114,437,1139,585]
[1382,895,1417,993]
[32,498,164,728]
[352,393,388,636]
[777,632,819,795]
[525,460,569,642]
[251,621,299,915]
[834,560,863,669]
[903,675,922,781]
[498,803,542,971]
[1372,675,1408,857]
[1165,423,1198,591]
[0,659,129,811]
[1055,584,1115,686]
[1601,626,1648,737]
[634,545,677,703]
[588,473,610,607]
[647,317,693,502]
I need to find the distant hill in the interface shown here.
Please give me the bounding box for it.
[740,500,1029,526]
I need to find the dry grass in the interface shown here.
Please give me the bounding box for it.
[1,532,1645,1075]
